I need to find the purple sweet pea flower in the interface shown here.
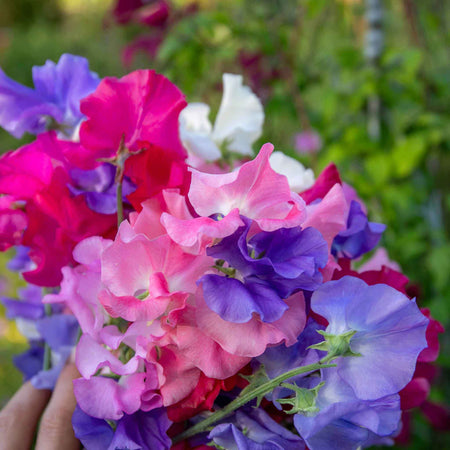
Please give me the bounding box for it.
[69,163,136,214]
[200,217,328,323]
[72,406,172,450]
[2,283,79,389]
[209,408,304,450]
[13,345,45,381]
[0,54,99,138]
[294,369,401,450]
[1,284,45,320]
[310,276,428,400]
[7,245,35,272]
[332,200,386,259]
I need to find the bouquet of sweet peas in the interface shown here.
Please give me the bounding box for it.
[0,54,444,449]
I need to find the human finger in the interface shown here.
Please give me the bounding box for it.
[0,381,51,450]
[35,363,80,450]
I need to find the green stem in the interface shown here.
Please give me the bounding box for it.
[116,180,123,227]
[43,303,52,371]
[172,361,336,444]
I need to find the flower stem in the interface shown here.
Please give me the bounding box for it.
[116,179,123,227]
[172,361,336,444]
[43,303,52,371]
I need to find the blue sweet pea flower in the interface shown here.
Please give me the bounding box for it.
[0,54,99,138]
[310,276,429,400]
[294,369,401,450]
[200,217,328,323]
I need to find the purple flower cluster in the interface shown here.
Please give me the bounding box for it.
[201,217,328,323]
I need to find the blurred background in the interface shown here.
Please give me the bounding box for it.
[0,0,448,447]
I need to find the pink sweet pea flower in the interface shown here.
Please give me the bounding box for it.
[99,220,213,321]
[79,69,187,166]
[162,143,307,251]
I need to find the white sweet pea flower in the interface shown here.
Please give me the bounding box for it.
[179,74,264,162]
[179,103,221,161]
[269,151,315,193]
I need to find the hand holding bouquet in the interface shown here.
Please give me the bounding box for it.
[0,54,445,449]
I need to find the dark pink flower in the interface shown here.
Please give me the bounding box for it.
[79,69,187,167]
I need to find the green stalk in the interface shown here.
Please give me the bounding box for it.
[43,303,52,371]
[116,179,124,227]
[172,361,335,444]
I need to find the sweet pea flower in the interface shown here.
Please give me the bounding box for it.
[72,405,172,450]
[294,369,402,450]
[79,69,187,166]
[0,54,99,139]
[269,151,315,193]
[179,73,264,162]
[69,163,136,215]
[78,69,190,210]
[200,217,328,323]
[161,144,307,252]
[311,276,429,400]
[332,200,386,259]
[209,408,304,450]
[99,220,212,322]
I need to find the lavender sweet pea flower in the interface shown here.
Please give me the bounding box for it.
[2,284,79,389]
[69,163,136,214]
[311,276,428,400]
[209,408,304,450]
[332,200,386,259]
[72,406,172,450]
[1,284,45,320]
[0,54,99,138]
[200,217,327,323]
[7,245,35,272]
[294,369,401,450]
[13,345,45,381]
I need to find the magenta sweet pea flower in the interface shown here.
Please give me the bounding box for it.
[79,69,187,167]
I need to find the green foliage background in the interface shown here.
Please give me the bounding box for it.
[0,0,448,447]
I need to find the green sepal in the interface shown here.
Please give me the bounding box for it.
[309,329,362,362]
[277,381,325,416]
[239,365,270,407]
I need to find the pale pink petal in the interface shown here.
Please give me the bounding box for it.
[302,183,347,251]
[161,208,244,253]
[189,143,306,229]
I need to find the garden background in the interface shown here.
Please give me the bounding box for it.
[0,0,448,448]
